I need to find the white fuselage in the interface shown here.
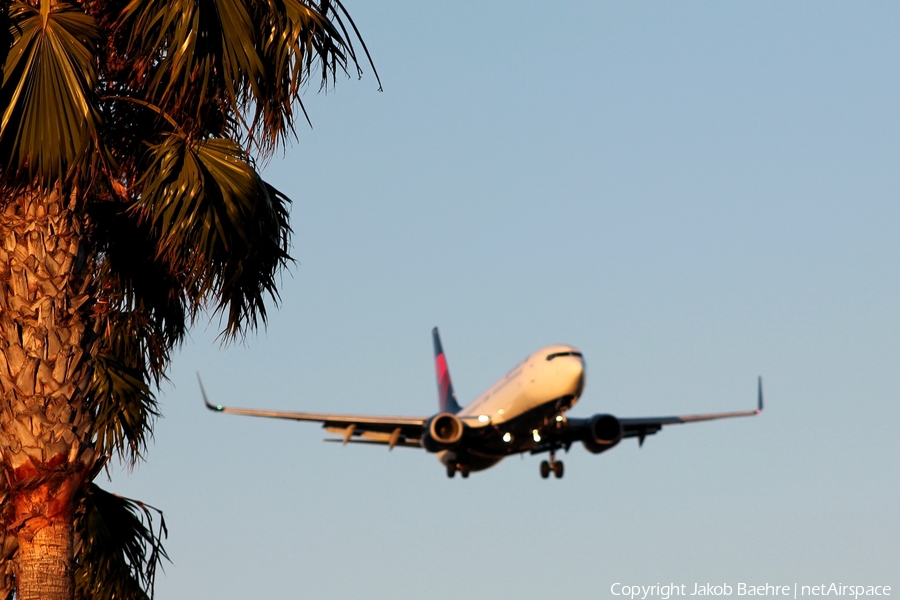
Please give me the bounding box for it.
[460,344,585,425]
[437,345,585,469]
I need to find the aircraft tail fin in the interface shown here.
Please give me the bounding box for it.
[432,327,462,414]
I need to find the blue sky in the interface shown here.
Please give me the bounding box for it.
[108,2,898,598]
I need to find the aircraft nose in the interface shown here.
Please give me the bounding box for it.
[557,355,584,389]
[531,352,586,402]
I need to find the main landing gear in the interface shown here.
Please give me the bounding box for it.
[540,452,564,479]
[447,463,469,478]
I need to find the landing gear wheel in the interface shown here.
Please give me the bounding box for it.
[540,460,551,479]
[446,463,456,478]
[552,461,564,479]
[460,466,470,478]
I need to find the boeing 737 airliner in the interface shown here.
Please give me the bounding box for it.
[202,328,762,478]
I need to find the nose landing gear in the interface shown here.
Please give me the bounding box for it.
[539,451,564,479]
[447,463,470,478]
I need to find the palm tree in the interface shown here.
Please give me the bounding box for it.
[0,0,375,597]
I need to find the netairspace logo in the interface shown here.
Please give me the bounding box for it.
[610,584,892,600]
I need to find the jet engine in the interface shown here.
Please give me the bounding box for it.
[582,414,622,454]
[421,412,465,452]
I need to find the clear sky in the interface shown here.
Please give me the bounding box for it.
[107,2,898,598]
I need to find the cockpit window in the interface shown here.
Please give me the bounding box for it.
[546,351,583,361]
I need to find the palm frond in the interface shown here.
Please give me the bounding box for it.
[135,131,291,337]
[0,0,12,82]
[115,0,261,117]
[88,353,159,465]
[89,198,190,359]
[245,0,346,151]
[86,198,199,465]
[75,483,168,600]
[0,1,101,183]
[214,178,291,335]
[112,0,374,156]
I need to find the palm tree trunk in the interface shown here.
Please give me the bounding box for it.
[0,479,16,600]
[0,187,95,600]
[15,520,72,600]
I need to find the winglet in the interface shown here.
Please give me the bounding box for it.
[757,376,764,413]
[198,374,224,412]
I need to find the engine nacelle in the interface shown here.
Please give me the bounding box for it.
[582,414,622,454]
[420,412,465,452]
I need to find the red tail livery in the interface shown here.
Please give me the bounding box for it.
[432,327,462,414]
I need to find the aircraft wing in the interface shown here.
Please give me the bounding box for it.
[199,377,426,449]
[617,377,763,445]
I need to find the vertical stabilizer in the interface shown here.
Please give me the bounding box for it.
[432,327,462,414]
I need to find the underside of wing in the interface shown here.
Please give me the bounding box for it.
[619,377,764,443]
[199,377,426,447]
[558,377,764,451]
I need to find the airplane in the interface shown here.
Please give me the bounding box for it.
[201,327,762,479]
